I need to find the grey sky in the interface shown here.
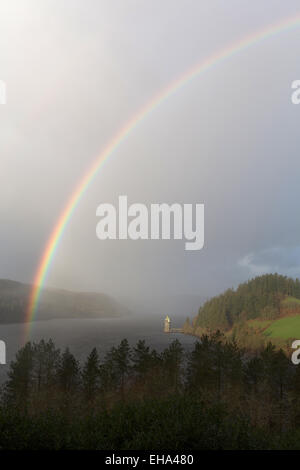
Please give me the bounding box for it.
[1,0,300,307]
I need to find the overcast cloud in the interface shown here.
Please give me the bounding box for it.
[1,0,300,307]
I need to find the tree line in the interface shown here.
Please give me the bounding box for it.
[1,333,300,449]
[191,273,300,331]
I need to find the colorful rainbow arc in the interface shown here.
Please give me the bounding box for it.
[25,13,300,340]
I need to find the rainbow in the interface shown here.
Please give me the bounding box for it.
[25,13,300,340]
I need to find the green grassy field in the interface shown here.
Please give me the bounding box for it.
[264,315,300,339]
[244,297,300,340]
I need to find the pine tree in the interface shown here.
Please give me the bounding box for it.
[132,340,155,377]
[58,347,80,394]
[32,339,60,393]
[244,355,264,394]
[161,339,184,392]
[82,348,100,402]
[5,342,34,408]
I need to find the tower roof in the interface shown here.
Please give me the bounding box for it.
[165,315,170,322]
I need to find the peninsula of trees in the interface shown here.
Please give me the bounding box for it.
[183,274,300,349]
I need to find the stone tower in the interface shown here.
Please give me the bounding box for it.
[164,315,171,333]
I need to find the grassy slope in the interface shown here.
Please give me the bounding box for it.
[244,297,300,340]
[264,316,300,339]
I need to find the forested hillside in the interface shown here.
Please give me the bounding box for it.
[0,279,125,323]
[190,274,300,332]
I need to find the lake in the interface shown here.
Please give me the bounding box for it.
[0,315,197,384]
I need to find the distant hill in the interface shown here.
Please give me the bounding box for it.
[0,279,126,324]
[183,274,300,348]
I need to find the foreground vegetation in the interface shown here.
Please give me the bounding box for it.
[1,333,300,449]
